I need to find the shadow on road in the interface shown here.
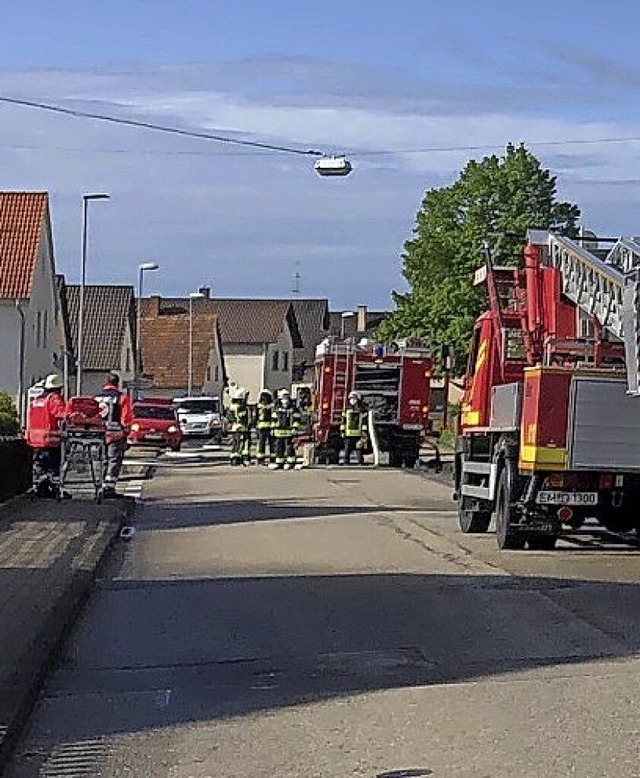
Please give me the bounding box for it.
[28,569,640,750]
[137,498,427,528]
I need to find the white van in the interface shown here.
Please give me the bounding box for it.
[173,396,227,442]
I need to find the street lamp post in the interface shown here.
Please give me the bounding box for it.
[76,193,110,395]
[135,262,159,399]
[188,291,205,396]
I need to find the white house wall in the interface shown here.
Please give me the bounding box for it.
[223,343,264,402]
[202,339,226,399]
[0,223,64,416]
[0,303,21,404]
[264,326,294,395]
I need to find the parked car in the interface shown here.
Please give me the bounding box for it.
[173,396,227,441]
[128,401,182,452]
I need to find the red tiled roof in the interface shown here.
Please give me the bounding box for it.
[140,308,221,389]
[0,192,48,299]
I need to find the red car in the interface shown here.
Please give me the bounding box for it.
[128,401,182,451]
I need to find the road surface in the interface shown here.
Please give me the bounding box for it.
[6,450,640,778]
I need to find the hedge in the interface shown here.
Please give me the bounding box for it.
[0,438,31,502]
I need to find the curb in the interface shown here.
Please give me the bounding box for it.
[0,497,135,774]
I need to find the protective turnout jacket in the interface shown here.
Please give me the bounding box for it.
[340,407,367,438]
[273,403,300,437]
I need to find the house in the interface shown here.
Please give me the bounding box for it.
[65,284,137,396]
[0,192,70,421]
[142,292,302,401]
[290,298,330,381]
[329,305,389,340]
[139,297,226,398]
[209,297,302,401]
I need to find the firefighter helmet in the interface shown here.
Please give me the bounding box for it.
[348,390,361,402]
[259,389,273,403]
[44,373,63,390]
[278,388,290,399]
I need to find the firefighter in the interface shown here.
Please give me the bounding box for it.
[95,372,133,498]
[254,389,275,465]
[25,373,66,497]
[228,387,251,466]
[341,390,368,465]
[271,388,300,470]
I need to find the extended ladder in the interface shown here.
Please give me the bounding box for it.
[528,229,640,395]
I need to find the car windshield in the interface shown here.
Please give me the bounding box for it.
[133,405,176,421]
[176,400,219,414]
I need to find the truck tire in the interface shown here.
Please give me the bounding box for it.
[495,467,525,550]
[458,497,491,533]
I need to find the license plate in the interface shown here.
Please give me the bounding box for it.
[537,491,598,506]
[144,434,164,442]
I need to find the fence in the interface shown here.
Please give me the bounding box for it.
[0,438,31,502]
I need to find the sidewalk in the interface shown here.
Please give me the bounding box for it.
[0,492,135,771]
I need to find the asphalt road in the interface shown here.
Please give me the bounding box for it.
[6,449,640,778]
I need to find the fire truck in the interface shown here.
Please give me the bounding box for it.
[455,229,640,549]
[312,337,438,466]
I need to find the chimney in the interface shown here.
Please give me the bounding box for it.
[356,304,367,333]
[198,286,211,299]
[148,295,161,316]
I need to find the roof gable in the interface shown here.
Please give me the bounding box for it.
[66,285,135,371]
[0,192,49,299]
[143,297,303,348]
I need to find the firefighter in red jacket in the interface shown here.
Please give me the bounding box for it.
[95,372,133,497]
[25,373,66,497]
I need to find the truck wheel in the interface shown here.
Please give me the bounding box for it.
[495,467,525,550]
[458,497,491,533]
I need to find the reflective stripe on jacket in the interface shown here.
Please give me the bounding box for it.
[340,408,367,437]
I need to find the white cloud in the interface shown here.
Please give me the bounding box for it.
[1,62,640,308]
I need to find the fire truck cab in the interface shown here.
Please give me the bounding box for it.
[312,337,438,466]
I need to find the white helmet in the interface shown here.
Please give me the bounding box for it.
[348,390,360,402]
[44,373,63,390]
[231,386,247,401]
[278,388,290,399]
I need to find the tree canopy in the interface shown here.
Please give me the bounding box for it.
[379,144,580,372]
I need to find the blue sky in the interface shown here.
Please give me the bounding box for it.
[2,1,640,308]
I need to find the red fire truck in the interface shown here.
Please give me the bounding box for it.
[312,337,439,466]
[455,229,640,549]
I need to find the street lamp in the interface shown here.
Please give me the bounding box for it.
[188,291,205,396]
[76,192,110,395]
[340,311,355,339]
[135,262,159,399]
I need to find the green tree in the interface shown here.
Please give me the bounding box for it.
[379,144,580,371]
[0,391,19,436]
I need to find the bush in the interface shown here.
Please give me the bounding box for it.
[0,392,19,436]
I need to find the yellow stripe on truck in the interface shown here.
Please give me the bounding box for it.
[461,409,480,426]
[519,445,567,471]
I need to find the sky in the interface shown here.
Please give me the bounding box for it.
[3,0,640,309]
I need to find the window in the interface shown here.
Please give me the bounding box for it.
[214,365,219,382]
[35,311,41,347]
[283,351,289,372]
[272,350,279,371]
[125,349,131,373]
[206,365,211,382]
[42,310,48,348]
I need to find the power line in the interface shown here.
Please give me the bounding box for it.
[3,93,640,160]
[355,137,640,156]
[0,95,324,157]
